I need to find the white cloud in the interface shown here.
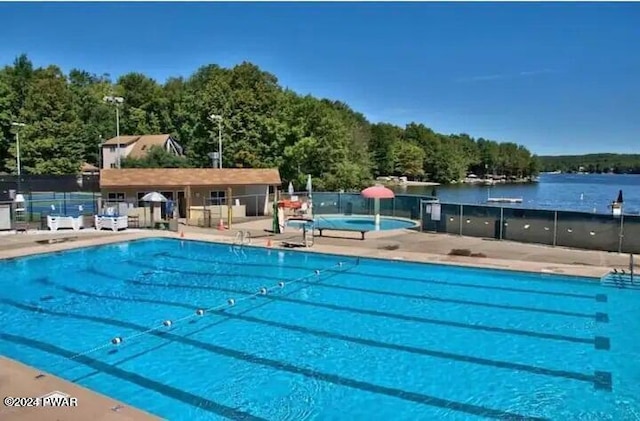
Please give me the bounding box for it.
[456,69,556,83]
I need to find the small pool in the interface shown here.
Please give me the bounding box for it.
[314,215,417,231]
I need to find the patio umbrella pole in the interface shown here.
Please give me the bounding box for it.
[374,198,380,228]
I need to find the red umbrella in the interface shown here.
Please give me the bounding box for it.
[361,185,395,228]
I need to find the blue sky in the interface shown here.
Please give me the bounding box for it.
[0,2,638,156]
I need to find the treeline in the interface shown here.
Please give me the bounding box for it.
[0,54,539,190]
[539,154,640,174]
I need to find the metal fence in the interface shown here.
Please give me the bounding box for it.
[420,202,640,254]
[0,197,99,231]
[0,174,100,198]
[310,192,640,254]
[311,191,436,220]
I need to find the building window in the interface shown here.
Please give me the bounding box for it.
[137,192,149,207]
[107,192,125,202]
[110,163,117,168]
[210,190,226,205]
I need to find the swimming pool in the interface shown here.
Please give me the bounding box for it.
[0,238,638,420]
[313,215,417,231]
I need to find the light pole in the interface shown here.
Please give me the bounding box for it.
[11,121,26,198]
[10,122,26,177]
[98,135,103,169]
[208,114,223,169]
[103,95,124,168]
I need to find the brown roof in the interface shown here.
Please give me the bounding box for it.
[102,134,172,148]
[100,168,282,188]
[130,135,177,159]
[81,162,99,172]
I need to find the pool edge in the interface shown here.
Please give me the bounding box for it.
[0,230,611,280]
[0,356,160,421]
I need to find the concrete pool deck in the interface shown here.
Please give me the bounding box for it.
[0,222,636,420]
[0,357,159,421]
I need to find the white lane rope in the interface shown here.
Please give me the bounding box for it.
[66,258,359,362]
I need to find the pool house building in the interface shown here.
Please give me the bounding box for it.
[99,168,282,226]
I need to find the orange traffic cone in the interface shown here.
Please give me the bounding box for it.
[180,231,184,238]
[217,219,225,231]
[267,238,272,248]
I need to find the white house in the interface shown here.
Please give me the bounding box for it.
[101,134,184,169]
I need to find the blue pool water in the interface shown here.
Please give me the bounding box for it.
[314,215,416,231]
[0,238,639,420]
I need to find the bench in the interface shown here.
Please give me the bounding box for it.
[317,228,366,240]
[154,221,170,230]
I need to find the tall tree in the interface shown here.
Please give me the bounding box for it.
[0,54,542,185]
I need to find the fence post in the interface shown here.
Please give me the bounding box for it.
[28,192,33,222]
[499,207,504,240]
[393,198,396,217]
[618,213,625,254]
[459,204,463,236]
[553,211,558,247]
[227,187,233,229]
[419,200,423,232]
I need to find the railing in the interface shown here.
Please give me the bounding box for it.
[310,191,437,220]
[0,194,100,230]
[305,192,640,254]
[419,202,640,254]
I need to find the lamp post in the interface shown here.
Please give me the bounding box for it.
[98,135,103,169]
[10,122,26,176]
[208,114,223,169]
[103,95,124,168]
[10,122,26,194]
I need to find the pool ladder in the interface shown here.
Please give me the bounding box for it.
[233,230,252,246]
[602,254,637,289]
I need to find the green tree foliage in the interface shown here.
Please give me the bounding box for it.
[121,145,191,168]
[393,141,425,177]
[0,55,541,186]
[539,154,640,174]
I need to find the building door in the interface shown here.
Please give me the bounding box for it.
[160,191,174,219]
[177,191,186,218]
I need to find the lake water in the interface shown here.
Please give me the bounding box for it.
[396,174,640,215]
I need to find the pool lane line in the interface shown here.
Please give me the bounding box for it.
[9,279,613,392]
[0,304,552,420]
[0,332,266,421]
[154,251,603,302]
[32,280,613,390]
[73,268,609,350]
[71,260,353,361]
[126,259,609,323]
[70,264,347,384]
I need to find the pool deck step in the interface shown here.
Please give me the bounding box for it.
[0,356,159,421]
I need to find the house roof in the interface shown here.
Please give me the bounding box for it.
[100,168,282,188]
[102,134,172,149]
[81,162,99,172]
